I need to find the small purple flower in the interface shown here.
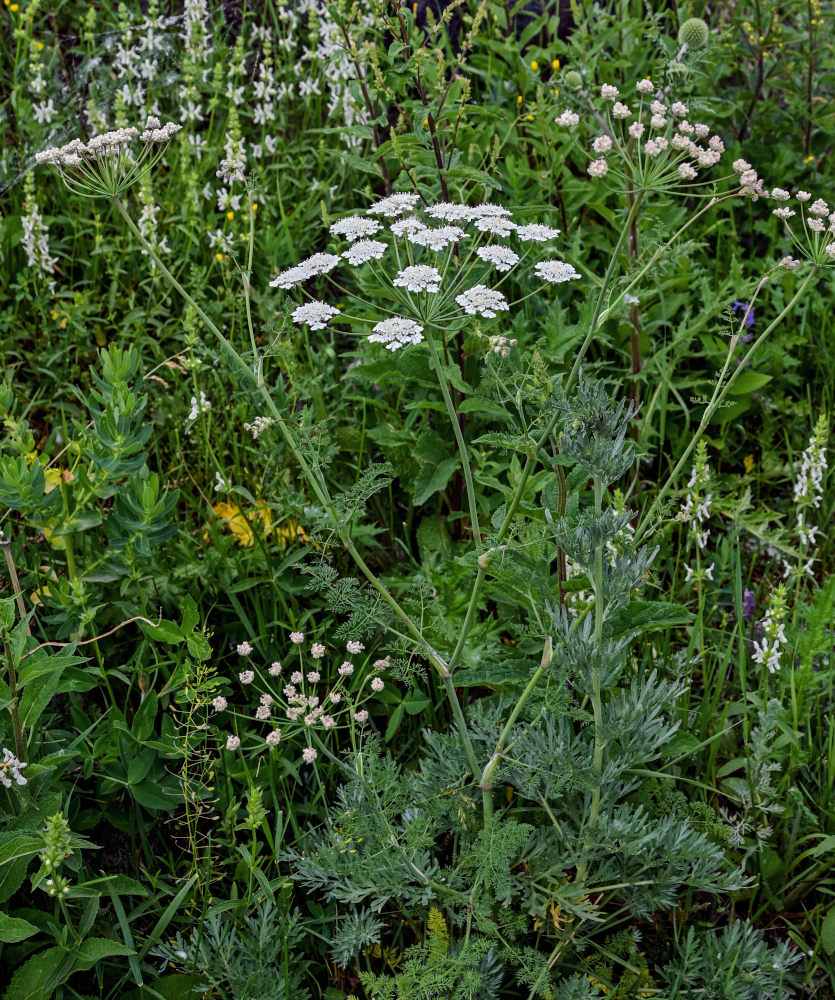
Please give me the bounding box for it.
[742,588,756,619]
[732,300,755,339]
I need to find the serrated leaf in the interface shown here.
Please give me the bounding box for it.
[3,946,65,1000]
[413,457,459,506]
[70,937,136,971]
[606,600,693,638]
[0,912,40,943]
[821,906,835,955]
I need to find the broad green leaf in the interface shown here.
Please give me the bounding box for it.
[131,691,158,742]
[0,912,40,943]
[141,619,184,644]
[413,457,459,506]
[728,370,772,394]
[4,946,66,1000]
[606,600,693,638]
[127,747,157,785]
[821,906,835,956]
[180,595,199,635]
[70,937,136,971]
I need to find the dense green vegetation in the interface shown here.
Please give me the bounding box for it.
[1,1,834,997]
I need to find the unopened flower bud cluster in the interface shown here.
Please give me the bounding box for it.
[215,633,390,764]
[556,80,725,191]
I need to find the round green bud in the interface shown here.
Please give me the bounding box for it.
[564,70,583,90]
[678,17,709,49]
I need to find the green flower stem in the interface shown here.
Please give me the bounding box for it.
[425,330,483,554]
[2,636,25,762]
[241,186,262,385]
[480,636,553,823]
[567,191,645,391]
[580,475,607,879]
[109,196,484,776]
[447,196,645,677]
[634,264,820,546]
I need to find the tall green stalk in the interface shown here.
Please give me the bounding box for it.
[108,195,484,777]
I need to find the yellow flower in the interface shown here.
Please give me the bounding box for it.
[226,210,234,221]
[804,154,815,163]
[210,501,273,547]
[744,454,755,473]
[44,468,73,494]
[525,113,533,120]
[215,252,223,261]
[11,3,19,10]
[37,41,44,50]
[423,117,428,126]
[516,94,523,105]
[251,202,258,211]
[551,58,560,70]
[530,59,538,71]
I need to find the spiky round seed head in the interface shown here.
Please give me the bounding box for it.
[564,70,583,90]
[678,17,709,48]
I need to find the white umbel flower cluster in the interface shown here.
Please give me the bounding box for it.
[330,216,382,241]
[367,192,421,217]
[36,116,182,198]
[455,285,509,318]
[0,749,27,789]
[270,253,341,288]
[393,264,442,293]
[292,301,341,330]
[556,80,725,193]
[270,194,577,354]
[476,245,519,271]
[534,260,581,284]
[516,223,561,242]
[368,317,425,350]
[341,239,387,266]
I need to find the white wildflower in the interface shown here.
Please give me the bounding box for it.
[393,264,442,293]
[341,239,387,265]
[534,260,581,284]
[476,244,519,272]
[408,225,466,251]
[0,749,27,788]
[367,192,420,217]
[368,317,425,351]
[330,216,381,241]
[426,202,474,222]
[455,285,509,318]
[292,301,341,330]
[515,223,561,242]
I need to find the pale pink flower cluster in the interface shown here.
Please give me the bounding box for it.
[557,79,725,189]
[766,188,835,265]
